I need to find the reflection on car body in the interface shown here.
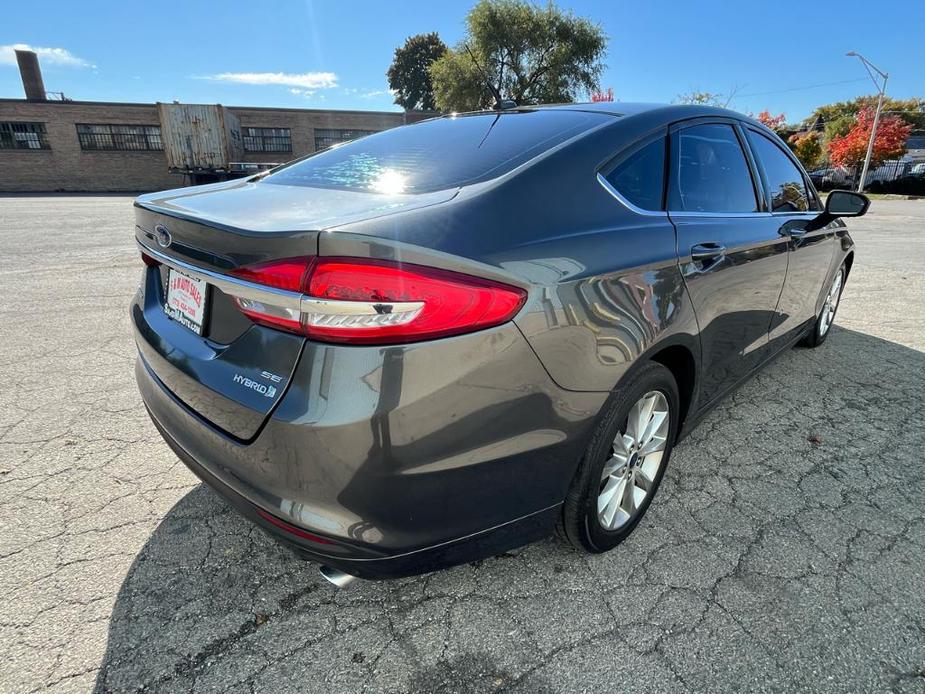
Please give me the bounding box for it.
[131,102,869,583]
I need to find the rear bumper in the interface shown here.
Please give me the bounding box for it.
[143,396,559,579]
[134,315,608,578]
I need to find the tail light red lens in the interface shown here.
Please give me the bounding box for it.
[255,508,335,545]
[230,257,526,345]
[230,258,313,292]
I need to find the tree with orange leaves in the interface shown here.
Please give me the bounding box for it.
[756,110,787,132]
[828,108,911,170]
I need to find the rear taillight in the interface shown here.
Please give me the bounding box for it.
[230,258,313,333]
[230,257,526,345]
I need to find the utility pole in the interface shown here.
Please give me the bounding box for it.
[846,52,889,193]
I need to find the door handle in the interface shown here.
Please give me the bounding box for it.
[781,226,807,238]
[690,243,727,261]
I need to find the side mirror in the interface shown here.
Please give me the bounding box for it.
[807,190,870,231]
[825,190,870,218]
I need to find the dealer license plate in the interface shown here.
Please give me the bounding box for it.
[164,268,208,335]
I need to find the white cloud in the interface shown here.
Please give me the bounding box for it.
[0,43,93,68]
[341,87,394,100]
[205,71,338,90]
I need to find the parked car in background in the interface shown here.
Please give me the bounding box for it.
[808,165,851,190]
[131,103,869,585]
[866,159,911,186]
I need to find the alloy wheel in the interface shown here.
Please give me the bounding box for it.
[819,269,844,337]
[597,390,670,530]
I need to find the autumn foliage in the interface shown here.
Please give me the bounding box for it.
[756,110,787,131]
[828,108,912,169]
[789,131,823,169]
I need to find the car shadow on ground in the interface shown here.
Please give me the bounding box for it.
[93,327,925,694]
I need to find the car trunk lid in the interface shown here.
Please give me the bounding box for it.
[134,205,314,440]
[132,178,457,440]
[135,176,458,232]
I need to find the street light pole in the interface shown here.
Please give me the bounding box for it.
[846,51,889,193]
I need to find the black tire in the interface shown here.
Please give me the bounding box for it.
[558,361,679,553]
[801,264,846,348]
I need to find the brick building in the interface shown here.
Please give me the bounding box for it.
[0,51,433,193]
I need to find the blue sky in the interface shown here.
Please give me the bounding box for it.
[1,0,920,121]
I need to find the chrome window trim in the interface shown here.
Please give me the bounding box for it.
[596,173,668,218]
[667,210,773,219]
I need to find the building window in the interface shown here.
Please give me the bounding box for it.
[76,124,163,151]
[314,128,377,151]
[0,122,50,150]
[242,127,292,153]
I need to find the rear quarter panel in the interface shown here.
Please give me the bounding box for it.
[326,116,700,394]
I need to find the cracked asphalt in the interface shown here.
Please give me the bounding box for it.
[1,195,924,694]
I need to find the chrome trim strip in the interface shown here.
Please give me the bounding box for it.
[138,240,303,311]
[139,240,426,320]
[667,210,773,219]
[669,210,820,219]
[596,173,668,218]
[300,297,425,316]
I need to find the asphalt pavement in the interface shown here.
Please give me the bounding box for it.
[1,195,923,693]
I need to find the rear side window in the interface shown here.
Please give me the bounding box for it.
[669,124,757,213]
[263,110,610,194]
[604,137,665,211]
[747,130,809,212]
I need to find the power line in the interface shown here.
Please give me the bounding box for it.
[737,78,868,98]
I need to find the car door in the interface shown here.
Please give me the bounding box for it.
[667,120,789,407]
[743,127,837,346]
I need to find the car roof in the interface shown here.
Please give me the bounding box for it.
[442,101,766,133]
[526,100,757,123]
[525,101,662,117]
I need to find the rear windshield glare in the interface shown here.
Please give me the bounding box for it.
[262,110,611,194]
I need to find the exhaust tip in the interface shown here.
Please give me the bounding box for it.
[319,565,357,588]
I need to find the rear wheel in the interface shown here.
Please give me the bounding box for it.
[802,265,845,348]
[559,362,679,553]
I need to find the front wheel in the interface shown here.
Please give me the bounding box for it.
[558,361,679,553]
[801,265,845,348]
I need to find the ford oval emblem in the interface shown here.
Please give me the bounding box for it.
[154,224,172,248]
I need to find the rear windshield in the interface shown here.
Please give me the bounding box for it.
[262,110,610,194]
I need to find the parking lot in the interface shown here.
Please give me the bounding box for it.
[1,195,923,693]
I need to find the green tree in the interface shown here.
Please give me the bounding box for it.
[430,0,607,112]
[387,32,448,111]
[823,114,856,143]
[807,96,925,132]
